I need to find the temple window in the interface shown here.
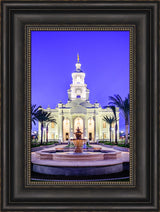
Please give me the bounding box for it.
[103,121,106,128]
[51,122,55,128]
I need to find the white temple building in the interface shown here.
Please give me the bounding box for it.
[38,55,119,143]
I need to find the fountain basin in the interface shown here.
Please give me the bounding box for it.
[36,150,121,161]
[70,139,86,153]
[32,144,129,177]
[32,162,123,176]
[53,152,104,161]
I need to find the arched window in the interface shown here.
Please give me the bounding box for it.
[103,121,106,128]
[88,118,94,141]
[103,133,106,139]
[63,119,70,141]
[51,122,55,128]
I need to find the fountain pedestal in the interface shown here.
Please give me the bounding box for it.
[72,139,86,153]
[71,127,86,153]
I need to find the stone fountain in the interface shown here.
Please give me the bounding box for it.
[31,129,129,177]
[70,127,86,153]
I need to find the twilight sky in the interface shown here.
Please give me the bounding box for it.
[31,31,129,131]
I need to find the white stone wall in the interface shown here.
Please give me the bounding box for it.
[38,105,119,143]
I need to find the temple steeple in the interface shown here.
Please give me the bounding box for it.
[67,55,89,101]
[75,53,82,72]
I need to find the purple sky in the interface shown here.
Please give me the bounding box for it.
[31,31,129,131]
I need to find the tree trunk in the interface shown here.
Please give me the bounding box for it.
[125,121,129,145]
[46,124,48,143]
[115,121,118,145]
[110,125,111,143]
[41,123,43,145]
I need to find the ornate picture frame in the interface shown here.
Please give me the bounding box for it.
[28,26,134,185]
[1,1,159,211]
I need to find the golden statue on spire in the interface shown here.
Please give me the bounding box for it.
[77,53,79,62]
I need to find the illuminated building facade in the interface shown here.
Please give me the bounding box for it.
[38,55,119,142]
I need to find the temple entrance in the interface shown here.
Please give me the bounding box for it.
[65,133,69,140]
[74,117,84,138]
[88,118,94,141]
[63,119,70,141]
[89,132,92,141]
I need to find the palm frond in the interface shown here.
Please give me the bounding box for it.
[103,115,116,124]
[31,104,42,125]
[109,105,117,119]
[108,94,123,109]
[35,109,57,125]
[108,94,129,121]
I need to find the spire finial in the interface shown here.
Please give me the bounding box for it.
[77,53,79,63]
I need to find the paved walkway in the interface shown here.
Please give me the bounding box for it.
[101,144,130,152]
[31,144,57,152]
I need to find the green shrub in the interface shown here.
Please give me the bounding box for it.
[117,143,130,148]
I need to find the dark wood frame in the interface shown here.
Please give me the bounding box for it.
[1,1,159,211]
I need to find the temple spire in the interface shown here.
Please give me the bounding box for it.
[75,53,82,72]
[77,53,80,63]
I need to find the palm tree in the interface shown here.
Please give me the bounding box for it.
[31,105,41,142]
[103,116,116,143]
[31,104,41,126]
[109,106,118,145]
[36,108,56,145]
[109,94,129,145]
[103,105,118,144]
